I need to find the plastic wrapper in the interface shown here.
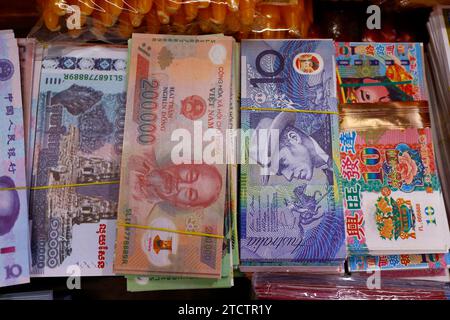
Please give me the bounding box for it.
[252,273,450,300]
[28,0,314,42]
[373,0,450,8]
[313,1,432,42]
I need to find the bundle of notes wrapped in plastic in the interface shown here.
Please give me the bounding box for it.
[252,272,450,300]
[113,34,239,291]
[239,39,346,274]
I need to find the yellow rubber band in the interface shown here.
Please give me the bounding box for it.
[117,222,224,239]
[240,106,339,115]
[0,180,120,192]
[336,67,347,103]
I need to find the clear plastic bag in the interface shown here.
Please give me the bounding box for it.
[373,0,450,8]
[28,0,314,43]
[252,273,450,300]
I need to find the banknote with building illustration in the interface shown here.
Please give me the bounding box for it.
[30,45,127,276]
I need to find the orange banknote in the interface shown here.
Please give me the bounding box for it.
[114,34,234,278]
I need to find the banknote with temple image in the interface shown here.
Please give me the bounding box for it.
[30,44,128,276]
[335,42,426,104]
[239,109,345,262]
[125,182,234,291]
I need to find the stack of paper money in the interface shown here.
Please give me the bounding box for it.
[340,102,450,257]
[349,253,450,282]
[427,6,450,215]
[349,253,448,275]
[239,39,346,273]
[1,30,449,291]
[111,34,239,291]
[335,42,427,104]
[29,44,128,277]
[336,41,450,275]
[0,30,30,288]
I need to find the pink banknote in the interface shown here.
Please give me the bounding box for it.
[114,34,234,278]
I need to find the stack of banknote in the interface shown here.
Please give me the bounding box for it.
[335,42,427,104]
[336,41,450,275]
[111,33,239,291]
[0,30,31,288]
[349,253,450,282]
[349,253,448,272]
[239,39,346,273]
[17,38,37,189]
[0,31,241,290]
[340,109,450,256]
[27,43,128,277]
[3,29,450,291]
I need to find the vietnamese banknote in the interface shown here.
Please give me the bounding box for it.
[113,34,234,278]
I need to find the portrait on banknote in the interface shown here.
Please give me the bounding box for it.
[0,176,20,236]
[129,152,223,214]
[247,111,334,186]
[336,42,426,104]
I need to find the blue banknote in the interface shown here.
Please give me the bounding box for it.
[239,110,345,262]
[30,44,127,276]
[0,31,30,287]
[241,40,337,112]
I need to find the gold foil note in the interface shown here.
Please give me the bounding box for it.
[339,101,431,131]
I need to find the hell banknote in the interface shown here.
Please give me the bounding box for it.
[30,44,127,276]
[0,30,31,287]
[113,34,234,278]
[340,126,450,255]
[335,42,426,103]
[349,253,447,272]
[241,39,338,113]
[126,189,234,291]
[239,109,345,263]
